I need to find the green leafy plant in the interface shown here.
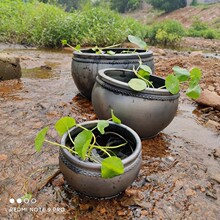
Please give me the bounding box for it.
[128,59,202,99]
[35,110,131,179]
[147,0,186,13]
[61,35,148,54]
[147,20,185,46]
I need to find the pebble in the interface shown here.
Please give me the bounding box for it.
[117,210,127,216]
[206,190,217,200]
[205,120,220,129]
[213,149,220,159]
[185,188,196,197]
[210,174,220,184]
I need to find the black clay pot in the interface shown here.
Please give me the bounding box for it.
[92,68,180,138]
[71,48,154,99]
[59,120,142,198]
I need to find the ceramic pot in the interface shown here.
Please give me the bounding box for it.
[92,68,180,138]
[71,48,154,99]
[59,120,142,198]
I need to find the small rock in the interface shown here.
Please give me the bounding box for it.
[200,187,206,192]
[185,188,196,197]
[205,120,220,129]
[155,49,166,56]
[190,51,203,57]
[117,210,127,216]
[52,175,64,187]
[141,210,149,216]
[125,188,139,197]
[0,53,21,80]
[213,148,220,159]
[195,89,220,111]
[208,85,215,92]
[79,204,92,211]
[99,208,107,214]
[210,174,220,184]
[0,154,7,161]
[201,107,214,113]
[206,189,217,200]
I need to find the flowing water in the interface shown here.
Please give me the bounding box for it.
[0,46,219,220]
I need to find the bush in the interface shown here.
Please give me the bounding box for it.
[187,20,219,39]
[147,20,185,46]
[69,7,142,46]
[0,0,147,47]
[190,0,198,6]
[147,0,187,13]
[110,0,142,13]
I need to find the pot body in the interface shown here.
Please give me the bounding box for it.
[71,48,154,99]
[59,120,142,198]
[92,69,180,138]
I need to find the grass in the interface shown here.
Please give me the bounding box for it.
[0,0,147,47]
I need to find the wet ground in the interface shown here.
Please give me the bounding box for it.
[0,39,220,219]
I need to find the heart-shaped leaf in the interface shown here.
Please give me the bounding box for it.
[75,44,81,52]
[55,117,76,136]
[107,50,116,55]
[97,120,109,135]
[172,66,190,82]
[101,156,124,178]
[128,78,146,91]
[61,39,67,46]
[139,65,152,75]
[35,127,49,152]
[74,130,93,159]
[186,84,201,99]
[165,74,180,94]
[137,69,150,80]
[190,67,202,84]
[128,35,147,50]
[111,109,121,124]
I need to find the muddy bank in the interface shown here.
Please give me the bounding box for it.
[0,43,220,219]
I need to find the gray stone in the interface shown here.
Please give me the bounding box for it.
[0,53,21,80]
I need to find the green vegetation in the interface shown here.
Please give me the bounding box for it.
[0,0,219,48]
[186,20,220,39]
[147,20,185,46]
[0,0,147,47]
[190,0,198,6]
[35,111,128,179]
[147,0,187,13]
[110,0,142,13]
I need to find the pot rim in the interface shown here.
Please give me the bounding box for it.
[60,120,142,169]
[97,68,177,96]
[73,48,153,59]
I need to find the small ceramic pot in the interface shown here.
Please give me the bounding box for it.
[71,48,154,99]
[59,120,142,198]
[92,68,180,138]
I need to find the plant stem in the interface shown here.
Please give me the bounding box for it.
[101,43,121,50]
[97,142,127,149]
[158,85,166,89]
[66,43,75,50]
[44,139,76,154]
[93,145,112,157]
[87,132,97,157]
[68,129,75,146]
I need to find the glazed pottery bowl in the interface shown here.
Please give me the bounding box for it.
[92,68,180,138]
[59,120,142,198]
[71,48,154,99]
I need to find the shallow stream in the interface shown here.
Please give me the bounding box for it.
[0,46,219,219]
